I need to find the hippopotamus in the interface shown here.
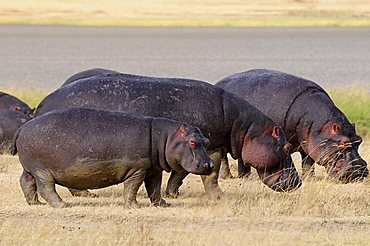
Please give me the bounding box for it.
[0,109,31,152]
[0,92,33,116]
[34,71,301,196]
[216,69,368,182]
[12,108,213,208]
[61,68,119,87]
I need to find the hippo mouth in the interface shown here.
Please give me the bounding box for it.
[180,159,214,175]
[259,167,302,192]
[326,158,369,182]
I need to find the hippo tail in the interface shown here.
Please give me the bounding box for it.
[11,127,22,156]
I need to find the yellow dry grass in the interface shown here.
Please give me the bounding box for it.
[0,145,369,245]
[1,0,370,27]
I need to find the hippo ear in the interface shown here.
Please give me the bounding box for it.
[352,122,356,130]
[332,123,340,135]
[272,126,280,140]
[179,125,187,137]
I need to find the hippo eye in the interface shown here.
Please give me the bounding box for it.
[14,106,21,111]
[189,139,197,148]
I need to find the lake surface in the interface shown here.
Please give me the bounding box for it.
[1,25,369,90]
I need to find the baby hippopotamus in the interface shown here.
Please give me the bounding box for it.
[0,91,33,116]
[12,108,213,208]
[0,109,31,152]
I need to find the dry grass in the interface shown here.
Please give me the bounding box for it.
[1,0,370,27]
[0,146,369,245]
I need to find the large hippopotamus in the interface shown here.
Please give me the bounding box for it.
[0,91,33,116]
[34,70,302,196]
[12,108,213,208]
[0,109,31,152]
[216,69,368,181]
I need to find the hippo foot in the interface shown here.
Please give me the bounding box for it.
[165,189,179,199]
[50,201,68,208]
[219,171,234,180]
[238,172,251,179]
[152,199,170,207]
[69,189,97,198]
[28,200,46,206]
[124,200,140,209]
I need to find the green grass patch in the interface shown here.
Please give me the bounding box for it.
[327,84,370,136]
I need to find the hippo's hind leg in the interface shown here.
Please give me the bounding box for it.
[19,170,44,205]
[238,159,251,178]
[34,173,67,208]
[145,171,169,207]
[165,170,188,198]
[68,188,97,198]
[123,169,147,207]
[201,150,223,199]
[300,150,315,178]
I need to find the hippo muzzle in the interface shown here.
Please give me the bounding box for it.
[259,156,302,192]
[327,154,368,182]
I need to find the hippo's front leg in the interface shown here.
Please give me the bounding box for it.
[300,150,315,178]
[201,150,223,199]
[219,149,233,179]
[145,171,169,207]
[165,170,189,198]
[238,158,251,178]
[123,169,147,207]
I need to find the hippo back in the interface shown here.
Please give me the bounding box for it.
[216,69,330,130]
[36,74,228,151]
[61,68,120,87]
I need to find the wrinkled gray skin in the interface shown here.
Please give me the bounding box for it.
[0,92,33,116]
[0,109,31,152]
[216,69,368,182]
[12,108,213,208]
[35,69,302,197]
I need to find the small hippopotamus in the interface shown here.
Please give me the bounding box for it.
[12,108,213,208]
[216,69,368,182]
[61,68,119,87]
[0,109,31,152]
[0,91,33,116]
[34,71,301,196]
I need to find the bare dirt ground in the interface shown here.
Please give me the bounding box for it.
[0,147,369,245]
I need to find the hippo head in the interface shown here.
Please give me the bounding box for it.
[165,125,214,175]
[304,121,368,182]
[241,125,302,192]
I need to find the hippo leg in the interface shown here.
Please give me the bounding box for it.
[68,188,97,198]
[201,150,223,199]
[238,159,252,178]
[219,149,233,179]
[165,170,188,198]
[19,170,44,205]
[145,172,169,207]
[123,169,147,207]
[300,150,315,178]
[34,176,67,208]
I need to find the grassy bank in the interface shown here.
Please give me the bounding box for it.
[1,0,370,27]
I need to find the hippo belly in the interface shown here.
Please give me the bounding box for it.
[52,158,150,190]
